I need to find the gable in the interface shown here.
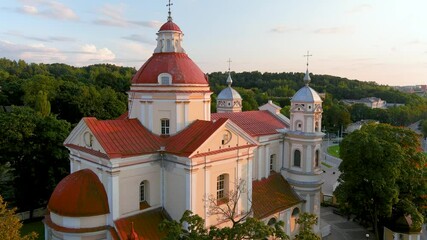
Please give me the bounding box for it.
[64,118,107,157]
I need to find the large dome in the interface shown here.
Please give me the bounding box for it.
[48,169,109,217]
[291,86,322,103]
[131,53,208,85]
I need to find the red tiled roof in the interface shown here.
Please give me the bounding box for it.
[114,208,169,240]
[131,53,208,85]
[44,214,109,233]
[84,118,163,158]
[48,169,110,217]
[212,110,288,137]
[166,118,228,156]
[159,20,182,32]
[252,173,302,219]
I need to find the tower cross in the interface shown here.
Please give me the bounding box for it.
[167,0,173,20]
[304,51,312,67]
[227,58,232,72]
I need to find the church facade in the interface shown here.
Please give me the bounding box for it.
[44,13,324,240]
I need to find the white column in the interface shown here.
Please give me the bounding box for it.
[264,144,270,178]
[176,101,182,132]
[204,164,211,227]
[185,169,191,210]
[140,101,146,126]
[184,101,189,127]
[147,101,153,131]
[107,170,120,225]
[257,146,263,180]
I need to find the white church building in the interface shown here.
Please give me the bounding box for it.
[44,11,325,240]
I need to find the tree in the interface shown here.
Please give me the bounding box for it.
[0,107,70,217]
[34,90,51,116]
[293,213,321,240]
[0,195,37,240]
[336,123,426,239]
[205,179,251,227]
[159,210,288,240]
[0,162,15,201]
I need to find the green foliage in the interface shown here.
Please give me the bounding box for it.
[420,120,427,138]
[0,196,37,240]
[0,162,15,201]
[336,123,427,239]
[294,213,321,240]
[0,107,70,214]
[159,210,289,240]
[34,91,51,116]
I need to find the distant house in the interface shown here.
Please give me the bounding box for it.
[342,97,387,109]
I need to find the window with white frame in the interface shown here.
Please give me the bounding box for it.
[294,150,301,167]
[140,181,146,202]
[217,174,228,200]
[269,154,276,172]
[158,73,172,85]
[161,118,170,135]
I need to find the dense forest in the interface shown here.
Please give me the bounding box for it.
[0,57,426,216]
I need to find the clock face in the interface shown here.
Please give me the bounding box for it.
[83,132,93,147]
[222,130,232,145]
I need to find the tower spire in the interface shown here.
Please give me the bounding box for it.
[167,0,173,21]
[303,50,312,85]
[226,58,233,86]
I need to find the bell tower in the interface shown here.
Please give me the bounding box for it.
[282,52,324,233]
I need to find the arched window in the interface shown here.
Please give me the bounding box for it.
[315,150,320,168]
[293,150,301,167]
[217,174,229,201]
[161,118,170,135]
[158,73,172,85]
[269,154,276,172]
[267,218,277,226]
[290,207,300,233]
[295,121,302,131]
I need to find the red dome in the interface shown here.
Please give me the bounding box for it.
[48,169,110,217]
[132,53,208,85]
[159,20,182,32]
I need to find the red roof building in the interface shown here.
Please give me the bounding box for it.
[46,9,325,240]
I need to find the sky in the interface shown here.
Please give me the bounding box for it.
[0,0,426,86]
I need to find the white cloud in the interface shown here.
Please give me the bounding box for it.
[0,40,117,66]
[5,31,76,42]
[314,27,353,34]
[94,3,161,29]
[270,25,300,33]
[348,4,372,14]
[0,40,66,63]
[73,44,116,65]
[16,0,78,21]
[122,34,153,44]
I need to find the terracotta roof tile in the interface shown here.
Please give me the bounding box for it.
[131,53,208,85]
[166,118,228,156]
[84,118,163,158]
[211,111,288,137]
[48,169,109,217]
[114,208,169,240]
[252,173,302,219]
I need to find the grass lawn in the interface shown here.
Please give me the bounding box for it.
[327,145,340,158]
[22,220,44,240]
[321,162,332,168]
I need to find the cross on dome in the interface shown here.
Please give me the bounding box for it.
[226,58,233,86]
[167,0,173,21]
[303,51,312,85]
